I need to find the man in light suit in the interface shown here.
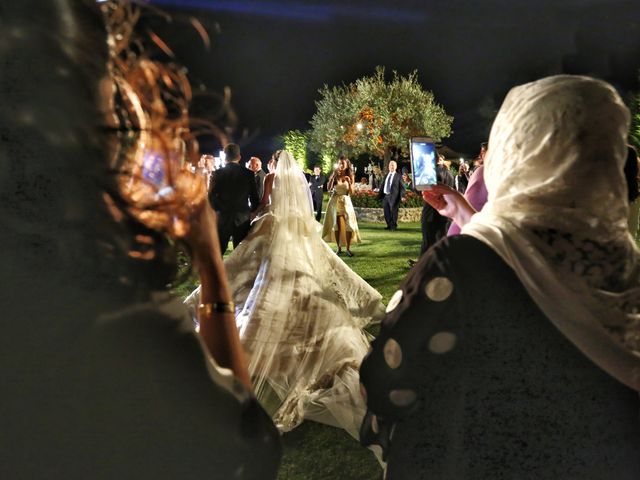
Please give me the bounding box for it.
[378,160,406,231]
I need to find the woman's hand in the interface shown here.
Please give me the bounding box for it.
[342,175,353,194]
[422,184,477,228]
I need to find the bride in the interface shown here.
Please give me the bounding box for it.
[186,150,384,439]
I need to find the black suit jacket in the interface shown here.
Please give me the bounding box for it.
[308,173,326,201]
[378,171,405,206]
[209,162,260,226]
[254,169,266,202]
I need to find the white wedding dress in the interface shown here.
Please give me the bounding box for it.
[186,151,384,439]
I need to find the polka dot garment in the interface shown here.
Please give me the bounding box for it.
[359,235,640,480]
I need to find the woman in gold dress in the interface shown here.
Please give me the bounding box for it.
[322,157,361,257]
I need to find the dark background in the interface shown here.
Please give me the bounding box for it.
[149,0,640,160]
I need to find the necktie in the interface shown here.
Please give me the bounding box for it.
[385,173,393,194]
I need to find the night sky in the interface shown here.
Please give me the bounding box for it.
[151,0,640,160]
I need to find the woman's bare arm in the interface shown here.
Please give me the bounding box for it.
[184,203,252,390]
[252,173,275,218]
[345,176,354,195]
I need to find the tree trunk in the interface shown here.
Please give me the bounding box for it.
[383,146,391,172]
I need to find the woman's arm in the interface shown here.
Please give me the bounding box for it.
[344,175,354,195]
[327,170,338,191]
[252,173,275,218]
[184,203,252,390]
[327,173,334,192]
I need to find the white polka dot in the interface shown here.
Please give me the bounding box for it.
[389,389,417,407]
[386,289,403,313]
[425,276,454,302]
[360,383,367,403]
[383,338,402,369]
[371,415,379,434]
[428,332,457,354]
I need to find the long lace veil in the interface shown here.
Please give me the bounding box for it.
[269,150,314,221]
[236,151,380,436]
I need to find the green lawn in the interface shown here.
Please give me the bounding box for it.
[175,219,422,479]
[336,221,421,304]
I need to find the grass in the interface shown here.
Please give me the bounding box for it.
[337,221,421,305]
[174,212,423,479]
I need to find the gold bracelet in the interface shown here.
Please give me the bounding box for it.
[198,302,235,316]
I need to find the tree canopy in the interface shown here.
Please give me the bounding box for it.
[309,67,453,167]
[282,129,308,170]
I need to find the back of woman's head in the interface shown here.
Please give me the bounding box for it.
[484,75,630,236]
[273,150,297,173]
[1,1,204,299]
[463,76,640,391]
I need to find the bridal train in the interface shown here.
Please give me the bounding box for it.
[186,151,384,439]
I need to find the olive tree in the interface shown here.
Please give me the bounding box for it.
[309,66,453,169]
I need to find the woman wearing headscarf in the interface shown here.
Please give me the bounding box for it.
[0,2,281,478]
[360,75,640,479]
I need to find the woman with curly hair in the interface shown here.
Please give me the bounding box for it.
[0,2,281,478]
[322,156,361,256]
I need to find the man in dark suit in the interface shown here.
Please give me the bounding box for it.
[248,156,266,202]
[420,154,455,254]
[209,144,260,254]
[378,160,406,231]
[308,164,327,221]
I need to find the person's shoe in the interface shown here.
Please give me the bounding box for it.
[346,250,354,257]
[384,226,391,230]
[336,248,343,255]
[407,259,417,267]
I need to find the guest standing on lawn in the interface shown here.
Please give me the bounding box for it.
[248,156,267,202]
[322,156,360,256]
[209,144,260,254]
[448,143,489,236]
[308,164,327,221]
[361,75,640,479]
[377,160,406,231]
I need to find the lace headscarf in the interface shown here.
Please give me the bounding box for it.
[462,75,640,390]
